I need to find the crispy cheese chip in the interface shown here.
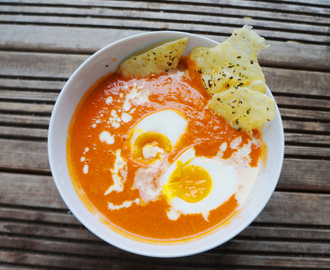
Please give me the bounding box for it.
[118,38,189,79]
[208,87,276,134]
[189,25,268,95]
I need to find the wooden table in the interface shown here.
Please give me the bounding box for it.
[1,0,329,269]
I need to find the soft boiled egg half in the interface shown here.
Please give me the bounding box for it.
[160,148,239,221]
[129,109,188,163]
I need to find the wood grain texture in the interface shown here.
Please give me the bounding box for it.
[0,173,64,208]
[1,135,330,190]
[0,126,48,139]
[2,5,328,35]
[0,139,49,172]
[1,0,328,25]
[0,207,79,225]
[0,114,50,126]
[0,236,329,266]
[285,133,330,145]
[1,14,329,44]
[1,52,329,96]
[5,0,330,16]
[1,169,330,225]
[0,90,58,102]
[0,102,53,114]
[283,120,330,133]
[255,192,330,225]
[2,204,330,242]
[0,78,64,91]
[0,249,329,268]
[278,158,330,192]
[241,226,330,240]
[1,25,329,70]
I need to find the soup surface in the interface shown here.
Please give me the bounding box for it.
[68,59,264,241]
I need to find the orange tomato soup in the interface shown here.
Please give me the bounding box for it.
[67,59,262,241]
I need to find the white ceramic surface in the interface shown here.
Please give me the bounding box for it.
[48,31,284,258]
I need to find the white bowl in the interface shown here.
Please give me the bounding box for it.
[48,31,284,258]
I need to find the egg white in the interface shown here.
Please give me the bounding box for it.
[129,109,188,148]
[160,148,239,218]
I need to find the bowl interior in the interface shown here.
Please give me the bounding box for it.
[48,31,284,258]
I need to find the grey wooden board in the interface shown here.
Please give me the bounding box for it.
[2,203,330,241]
[285,133,330,145]
[1,14,329,44]
[2,5,328,35]
[1,25,329,71]
[0,235,329,266]
[1,235,329,257]
[0,52,329,96]
[4,0,330,16]
[0,90,58,102]
[0,78,64,91]
[0,126,48,139]
[1,170,330,225]
[0,249,329,268]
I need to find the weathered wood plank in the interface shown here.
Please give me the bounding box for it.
[0,51,87,79]
[0,139,49,172]
[283,120,330,133]
[0,78,64,91]
[0,102,53,114]
[0,236,329,265]
[255,192,330,225]
[0,222,96,241]
[279,108,330,121]
[241,225,330,240]
[1,167,330,225]
[0,207,79,225]
[285,133,330,145]
[0,126,48,139]
[1,25,329,71]
[2,135,330,173]
[2,0,329,25]
[0,267,38,270]
[285,145,330,158]
[166,0,330,15]
[2,100,330,121]
[0,90,58,102]
[0,249,329,269]
[275,96,330,109]
[1,52,329,96]
[0,114,50,126]
[5,0,330,16]
[2,5,328,35]
[1,14,329,44]
[0,173,64,208]
[1,204,330,242]
[264,68,330,97]
[277,159,330,192]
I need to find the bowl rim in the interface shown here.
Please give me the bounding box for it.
[48,30,285,258]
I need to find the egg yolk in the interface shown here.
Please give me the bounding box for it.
[164,160,212,203]
[133,132,172,163]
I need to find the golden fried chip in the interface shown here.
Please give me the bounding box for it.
[118,38,189,79]
[208,87,276,134]
[189,25,268,95]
